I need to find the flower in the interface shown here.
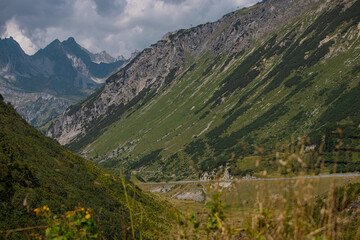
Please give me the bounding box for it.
[34,208,41,215]
[42,205,50,211]
[85,214,91,219]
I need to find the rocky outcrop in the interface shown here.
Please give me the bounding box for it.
[46,0,320,145]
[87,50,121,64]
[0,87,69,127]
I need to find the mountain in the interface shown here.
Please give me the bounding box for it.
[0,94,170,239]
[86,49,126,64]
[0,37,36,74]
[0,37,128,127]
[47,0,360,181]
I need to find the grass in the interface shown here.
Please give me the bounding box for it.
[0,97,173,239]
[66,0,360,183]
[138,176,360,217]
[3,0,360,238]
[4,107,360,239]
[136,136,360,239]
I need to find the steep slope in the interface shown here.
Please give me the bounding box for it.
[0,94,170,239]
[0,37,127,127]
[0,37,36,74]
[46,0,319,145]
[47,0,360,181]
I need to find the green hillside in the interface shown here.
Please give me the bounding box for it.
[0,94,170,239]
[65,0,360,181]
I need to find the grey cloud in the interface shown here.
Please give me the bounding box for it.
[161,0,186,5]
[0,0,73,29]
[1,0,259,58]
[93,0,127,16]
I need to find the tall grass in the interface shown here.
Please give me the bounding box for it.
[120,169,136,239]
[171,136,360,239]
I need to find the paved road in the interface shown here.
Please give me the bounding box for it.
[140,173,360,185]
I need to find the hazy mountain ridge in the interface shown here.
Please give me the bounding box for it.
[86,49,126,64]
[47,0,360,181]
[0,37,36,75]
[0,37,128,127]
[0,87,68,127]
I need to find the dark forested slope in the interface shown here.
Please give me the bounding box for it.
[0,94,169,239]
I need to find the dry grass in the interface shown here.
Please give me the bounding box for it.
[159,137,360,239]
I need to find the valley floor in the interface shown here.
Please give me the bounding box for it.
[138,173,360,239]
[140,176,360,221]
[139,173,360,185]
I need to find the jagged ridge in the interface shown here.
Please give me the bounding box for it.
[0,37,128,127]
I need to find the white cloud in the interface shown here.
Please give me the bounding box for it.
[0,0,258,58]
[1,18,38,55]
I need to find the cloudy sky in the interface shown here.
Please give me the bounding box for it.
[0,0,258,58]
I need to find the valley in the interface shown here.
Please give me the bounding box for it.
[138,173,360,239]
[1,0,360,238]
[46,0,360,183]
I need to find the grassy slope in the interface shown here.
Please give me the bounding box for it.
[0,96,171,239]
[70,0,360,181]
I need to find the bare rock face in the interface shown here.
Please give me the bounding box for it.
[88,50,118,64]
[46,0,320,145]
[0,87,69,127]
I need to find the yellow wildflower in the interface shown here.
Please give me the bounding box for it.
[42,205,50,211]
[65,211,73,218]
[85,214,91,219]
[34,208,41,215]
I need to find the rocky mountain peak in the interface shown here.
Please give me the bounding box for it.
[66,36,76,43]
[115,55,126,61]
[0,37,129,127]
[0,37,33,74]
[130,49,140,59]
[0,37,28,59]
[89,50,118,64]
[49,39,61,46]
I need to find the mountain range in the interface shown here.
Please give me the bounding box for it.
[0,37,130,127]
[45,0,360,182]
[1,0,360,238]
